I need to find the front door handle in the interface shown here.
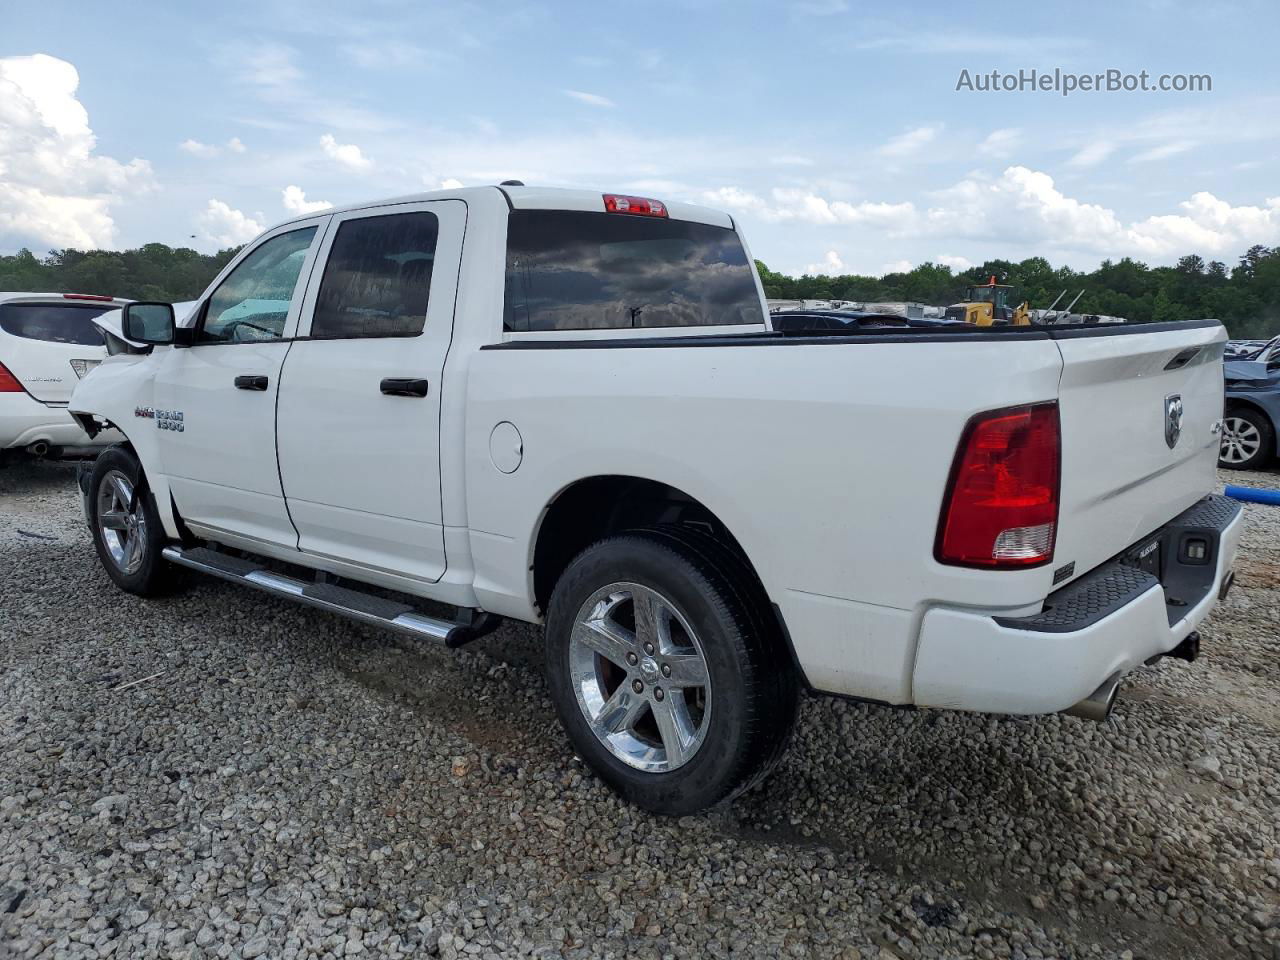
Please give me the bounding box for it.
[380,377,429,398]
[234,375,269,391]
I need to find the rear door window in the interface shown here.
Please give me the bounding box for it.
[0,303,110,346]
[504,210,765,332]
[310,212,439,339]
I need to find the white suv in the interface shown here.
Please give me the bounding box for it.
[0,292,127,461]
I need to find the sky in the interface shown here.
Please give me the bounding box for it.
[2,0,1279,277]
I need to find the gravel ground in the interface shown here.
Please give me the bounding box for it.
[2,461,1278,960]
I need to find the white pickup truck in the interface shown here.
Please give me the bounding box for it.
[69,185,1242,814]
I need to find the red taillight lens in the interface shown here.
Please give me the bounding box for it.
[603,194,668,217]
[0,361,26,393]
[62,293,115,302]
[936,402,1060,568]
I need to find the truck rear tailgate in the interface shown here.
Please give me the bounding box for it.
[1052,320,1226,583]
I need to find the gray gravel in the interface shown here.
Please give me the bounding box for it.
[2,460,1278,960]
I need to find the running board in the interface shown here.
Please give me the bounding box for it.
[160,546,500,648]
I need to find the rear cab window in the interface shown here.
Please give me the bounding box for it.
[503,210,765,333]
[0,302,111,346]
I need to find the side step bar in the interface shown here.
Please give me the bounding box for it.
[161,546,500,648]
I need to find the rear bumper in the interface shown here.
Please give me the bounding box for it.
[912,495,1244,715]
[0,393,118,452]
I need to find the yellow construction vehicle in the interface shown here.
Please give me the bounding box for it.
[943,276,1032,326]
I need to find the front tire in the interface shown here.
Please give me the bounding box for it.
[1219,407,1273,470]
[88,446,178,596]
[545,529,798,815]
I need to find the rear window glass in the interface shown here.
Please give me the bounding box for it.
[311,212,438,339]
[0,303,110,346]
[503,210,765,332]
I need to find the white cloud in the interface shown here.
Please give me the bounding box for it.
[1066,141,1115,168]
[702,186,764,211]
[1128,140,1195,164]
[881,259,913,274]
[181,136,248,158]
[878,124,942,158]
[977,128,1021,159]
[281,185,332,215]
[923,166,1280,259]
[0,54,152,250]
[439,177,464,189]
[753,166,1280,264]
[563,89,615,108]
[766,188,916,227]
[320,133,371,170]
[179,138,217,157]
[198,199,263,247]
[804,250,846,274]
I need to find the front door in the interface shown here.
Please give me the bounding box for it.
[275,200,465,583]
[154,219,328,547]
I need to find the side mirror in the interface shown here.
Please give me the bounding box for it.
[121,302,176,345]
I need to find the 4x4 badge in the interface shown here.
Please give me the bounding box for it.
[1164,394,1183,449]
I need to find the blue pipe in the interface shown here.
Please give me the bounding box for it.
[1224,485,1280,506]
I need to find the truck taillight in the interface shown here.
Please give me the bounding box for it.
[603,194,667,218]
[936,402,1060,569]
[0,361,25,393]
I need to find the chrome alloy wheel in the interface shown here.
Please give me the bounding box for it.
[568,582,711,773]
[97,469,148,575]
[1220,416,1262,465]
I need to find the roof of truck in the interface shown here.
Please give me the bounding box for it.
[270,184,734,234]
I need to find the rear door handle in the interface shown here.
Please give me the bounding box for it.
[380,377,429,398]
[234,375,269,391]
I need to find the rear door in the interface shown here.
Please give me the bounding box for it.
[0,298,114,401]
[1052,321,1227,581]
[275,200,466,583]
[154,220,328,547]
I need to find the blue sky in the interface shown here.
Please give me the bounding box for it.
[3,0,1279,276]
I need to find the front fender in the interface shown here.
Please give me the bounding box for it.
[70,353,181,538]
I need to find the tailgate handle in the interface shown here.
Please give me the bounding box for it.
[234,375,269,391]
[1164,347,1201,371]
[380,377,429,398]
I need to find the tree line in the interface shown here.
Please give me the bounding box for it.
[756,245,1280,339]
[2,241,1278,339]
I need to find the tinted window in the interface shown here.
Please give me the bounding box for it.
[0,303,110,346]
[311,213,438,339]
[201,227,317,343]
[504,211,764,332]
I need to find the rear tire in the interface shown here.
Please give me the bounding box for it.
[544,528,798,815]
[88,446,179,596]
[1219,407,1273,470]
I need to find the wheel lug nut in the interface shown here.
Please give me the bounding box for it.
[632,680,644,694]
[643,642,654,655]
[661,664,671,678]
[626,652,638,665]
[654,687,664,701]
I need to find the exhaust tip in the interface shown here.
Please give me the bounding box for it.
[26,440,50,458]
[1063,674,1120,722]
